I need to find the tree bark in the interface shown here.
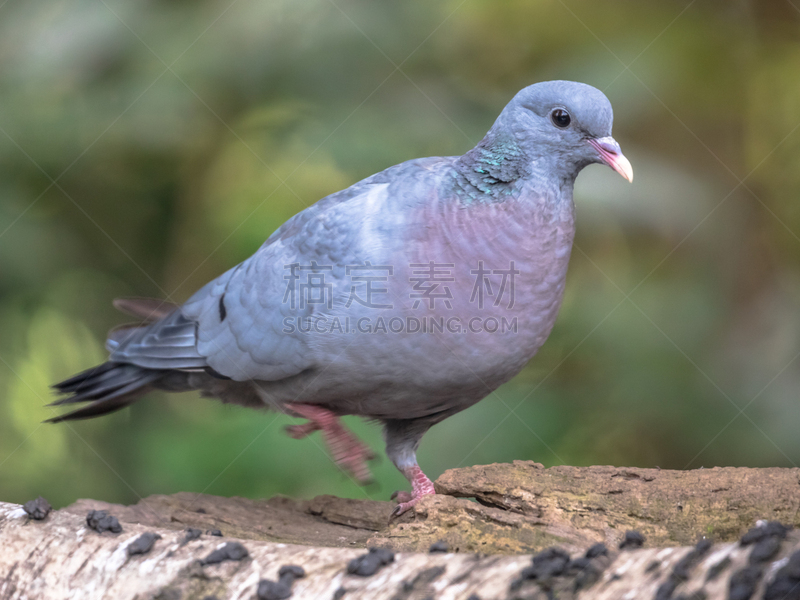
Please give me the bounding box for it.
[2,463,799,599]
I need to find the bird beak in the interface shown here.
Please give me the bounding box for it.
[587,136,633,183]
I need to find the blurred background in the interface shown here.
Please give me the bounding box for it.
[2,0,800,509]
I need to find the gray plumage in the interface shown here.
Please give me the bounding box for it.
[51,81,632,508]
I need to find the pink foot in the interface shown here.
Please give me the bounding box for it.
[390,465,436,520]
[285,403,375,484]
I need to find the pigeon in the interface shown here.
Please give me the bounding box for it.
[50,80,632,517]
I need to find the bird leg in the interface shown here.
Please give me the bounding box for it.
[284,403,375,484]
[383,418,436,520]
[390,464,436,519]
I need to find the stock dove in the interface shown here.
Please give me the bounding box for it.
[51,80,632,517]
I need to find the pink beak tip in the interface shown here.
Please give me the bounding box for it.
[588,137,634,183]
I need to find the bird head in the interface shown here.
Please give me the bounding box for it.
[498,80,633,183]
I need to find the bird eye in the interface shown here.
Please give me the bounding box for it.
[551,109,571,128]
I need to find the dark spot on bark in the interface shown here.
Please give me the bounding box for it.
[219,294,227,321]
[569,555,606,591]
[764,549,800,600]
[512,547,572,592]
[279,565,306,581]
[619,530,645,550]
[646,561,661,573]
[429,541,448,553]
[569,557,591,571]
[585,543,608,558]
[196,508,207,514]
[86,510,122,534]
[346,554,385,578]
[347,547,394,576]
[674,539,712,579]
[23,496,51,520]
[655,579,678,600]
[655,538,712,600]
[200,542,249,565]
[207,529,223,537]
[128,532,162,556]
[529,547,571,578]
[740,521,791,546]
[182,528,202,545]
[257,580,291,600]
[750,535,782,564]
[728,565,763,600]
[706,556,731,581]
[333,587,347,599]
[258,564,306,599]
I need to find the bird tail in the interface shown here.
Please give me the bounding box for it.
[48,296,204,422]
[47,362,163,423]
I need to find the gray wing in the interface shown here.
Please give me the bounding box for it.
[108,234,323,381]
[180,251,313,381]
[109,157,447,382]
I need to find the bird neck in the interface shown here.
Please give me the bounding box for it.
[453,128,531,202]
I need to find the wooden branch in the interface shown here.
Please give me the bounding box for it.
[2,463,800,599]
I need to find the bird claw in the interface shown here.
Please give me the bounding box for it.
[328,430,375,484]
[388,464,436,523]
[388,492,429,523]
[389,503,408,523]
[284,403,376,485]
[284,423,319,439]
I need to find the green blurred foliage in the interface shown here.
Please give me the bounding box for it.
[2,0,800,508]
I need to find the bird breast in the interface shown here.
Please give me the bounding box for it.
[292,182,577,418]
